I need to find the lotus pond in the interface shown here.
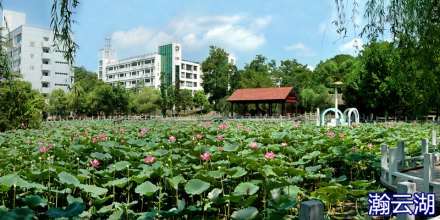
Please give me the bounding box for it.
[0,120,437,219]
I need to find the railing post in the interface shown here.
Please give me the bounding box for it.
[397,141,405,171]
[389,148,398,186]
[432,130,437,149]
[316,108,320,126]
[396,182,416,220]
[299,200,324,220]
[422,138,428,164]
[381,144,388,179]
[423,153,434,194]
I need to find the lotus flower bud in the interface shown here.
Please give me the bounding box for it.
[218,166,221,170]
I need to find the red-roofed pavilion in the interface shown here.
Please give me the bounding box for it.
[227,87,300,116]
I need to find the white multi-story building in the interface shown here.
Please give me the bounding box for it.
[1,10,75,96]
[99,42,203,94]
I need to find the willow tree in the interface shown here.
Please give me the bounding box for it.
[333,0,440,116]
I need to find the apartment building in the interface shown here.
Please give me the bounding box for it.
[99,42,204,94]
[1,10,75,96]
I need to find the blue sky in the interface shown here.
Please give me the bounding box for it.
[2,0,386,72]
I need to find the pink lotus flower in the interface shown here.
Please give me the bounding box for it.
[191,139,194,143]
[237,125,242,129]
[90,159,100,168]
[281,142,288,146]
[73,137,76,141]
[84,132,89,136]
[217,135,223,140]
[92,138,98,143]
[191,126,194,129]
[368,144,373,149]
[246,187,250,194]
[144,156,156,163]
[262,123,266,126]
[386,125,390,129]
[264,152,276,159]
[35,131,38,133]
[218,124,227,129]
[21,123,24,126]
[220,147,223,151]
[20,133,23,136]
[350,126,353,129]
[40,139,44,143]
[25,140,30,144]
[380,122,384,125]
[326,132,335,137]
[196,134,202,139]
[206,122,211,127]
[102,137,105,141]
[200,123,205,127]
[398,123,402,126]
[365,120,367,123]
[120,129,125,133]
[248,142,258,148]
[169,136,176,142]
[393,122,397,125]
[352,147,358,150]
[200,153,211,161]
[115,130,119,135]
[293,124,299,128]
[48,143,52,148]
[244,128,251,132]
[89,201,92,206]
[339,133,344,138]
[270,123,274,126]
[352,122,356,126]
[39,146,48,153]
[140,131,145,136]
[121,139,124,143]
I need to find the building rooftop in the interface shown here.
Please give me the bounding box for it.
[227,87,300,102]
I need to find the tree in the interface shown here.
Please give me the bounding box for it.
[174,77,182,114]
[112,83,130,115]
[47,88,67,117]
[193,90,209,112]
[135,86,161,116]
[180,89,192,114]
[201,46,236,108]
[65,84,85,115]
[0,80,45,131]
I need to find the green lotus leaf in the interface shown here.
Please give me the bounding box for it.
[135,181,160,197]
[90,152,112,160]
[45,201,86,218]
[184,179,210,195]
[67,194,83,204]
[234,182,259,196]
[167,175,185,190]
[2,208,35,220]
[57,171,80,187]
[22,195,47,208]
[231,207,262,220]
[79,184,108,196]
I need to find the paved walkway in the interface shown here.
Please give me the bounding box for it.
[394,165,440,200]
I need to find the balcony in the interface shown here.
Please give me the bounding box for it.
[41,76,51,82]
[41,64,51,71]
[42,41,52,48]
[42,53,51,59]
[40,87,51,94]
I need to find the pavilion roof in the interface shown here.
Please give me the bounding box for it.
[227,87,300,102]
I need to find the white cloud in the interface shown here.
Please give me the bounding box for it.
[339,38,363,55]
[307,65,315,71]
[111,14,270,57]
[285,42,317,57]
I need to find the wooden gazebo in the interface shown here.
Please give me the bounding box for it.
[227,87,301,116]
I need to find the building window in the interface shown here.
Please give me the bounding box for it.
[186,73,191,79]
[43,49,49,53]
[55,84,68,87]
[44,37,49,41]
[42,83,49,87]
[13,59,20,67]
[55,61,68,64]
[181,73,185,78]
[132,80,136,84]
[30,54,34,58]
[132,72,136,76]
[194,66,197,71]
[145,78,151,83]
[42,60,49,65]
[30,42,35,47]
[16,34,22,43]
[175,57,179,60]
[145,60,151,64]
[55,72,68,75]
[119,74,124,78]
[109,75,113,79]
[132,62,137,66]
[119,65,124,69]
[193,74,197,79]
[186,81,192,87]
[42,72,49,76]
[109,67,113,71]
[13,48,21,55]
[193,82,197,87]
[105,52,109,58]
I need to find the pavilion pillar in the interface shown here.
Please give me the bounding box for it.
[295,102,298,117]
[282,102,286,116]
[269,103,272,116]
[231,102,234,116]
[256,102,260,116]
